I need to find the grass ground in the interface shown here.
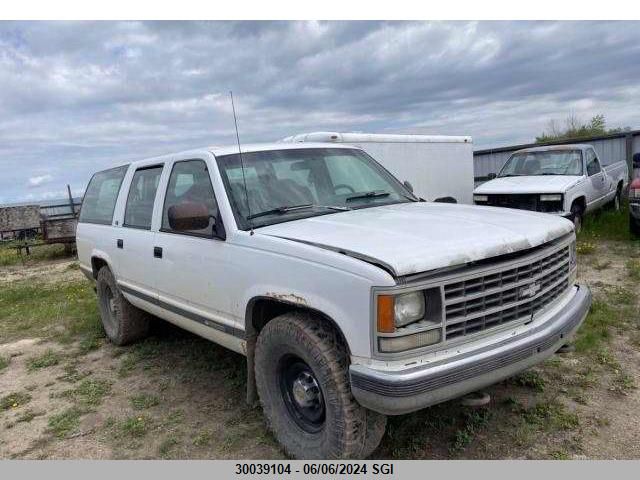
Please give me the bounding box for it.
[1,205,639,459]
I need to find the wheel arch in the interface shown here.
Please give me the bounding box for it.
[90,255,111,279]
[243,295,351,406]
[570,195,586,212]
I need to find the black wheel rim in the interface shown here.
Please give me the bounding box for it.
[278,355,326,433]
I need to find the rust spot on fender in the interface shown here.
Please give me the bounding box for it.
[265,292,308,305]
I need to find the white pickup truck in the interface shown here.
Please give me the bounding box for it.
[76,143,591,459]
[473,144,629,231]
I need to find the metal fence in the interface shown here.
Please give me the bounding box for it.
[40,200,82,219]
[474,129,640,183]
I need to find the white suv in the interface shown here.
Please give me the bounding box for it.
[76,143,591,459]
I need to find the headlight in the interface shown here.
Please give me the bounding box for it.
[377,288,442,331]
[375,288,444,354]
[394,291,425,328]
[474,194,488,203]
[540,194,562,202]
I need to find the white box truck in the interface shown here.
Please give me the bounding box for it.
[281,132,475,204]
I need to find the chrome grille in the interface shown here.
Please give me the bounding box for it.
[444,244,571,340]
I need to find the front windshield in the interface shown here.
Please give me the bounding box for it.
[499,150,583,177]
[216,148,415,229]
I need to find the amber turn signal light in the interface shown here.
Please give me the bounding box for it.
[377,295,395,333]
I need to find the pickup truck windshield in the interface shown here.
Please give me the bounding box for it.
[499,150,583,177]
[216,148,415,229]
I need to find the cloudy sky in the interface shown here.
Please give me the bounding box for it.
[1,20,640,204]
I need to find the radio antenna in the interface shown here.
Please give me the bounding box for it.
[230,91,254,235]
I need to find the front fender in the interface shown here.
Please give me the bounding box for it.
[239,278,373,358]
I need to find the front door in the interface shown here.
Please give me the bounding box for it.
[585,149,607,210]
[153,158,239,339]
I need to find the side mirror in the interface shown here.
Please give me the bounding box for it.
[487,173,497,180]
[433,196,457,204]
[168,202,211,231]
[403,180,414,193]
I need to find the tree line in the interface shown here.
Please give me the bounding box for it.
[536,114,631,143]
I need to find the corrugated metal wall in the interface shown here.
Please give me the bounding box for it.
[474,131,640,180]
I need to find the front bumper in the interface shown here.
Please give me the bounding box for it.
[350,284,591,415]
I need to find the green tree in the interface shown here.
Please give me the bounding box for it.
[536,114,630,143]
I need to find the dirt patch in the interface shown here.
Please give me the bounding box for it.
[0,258,82,285]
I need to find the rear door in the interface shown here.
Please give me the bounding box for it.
[114,164,164,300]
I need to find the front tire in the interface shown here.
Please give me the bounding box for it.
[255,312,386,459]
[96,266,151,345]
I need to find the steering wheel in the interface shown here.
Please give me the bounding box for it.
[334,184,356,194]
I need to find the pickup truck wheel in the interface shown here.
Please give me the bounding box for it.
[96,267,150,346]
[255,312,386,459]
[570,204,583,233]
[614,188,622,211]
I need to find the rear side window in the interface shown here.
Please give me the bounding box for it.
[123,166,163,229]
[162,160,218,237]
[78,165,129,225]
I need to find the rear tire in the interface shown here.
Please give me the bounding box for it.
[570,203,583,234]
[96,266,151,346]
[255,312,386,459]
[613,187,622,211]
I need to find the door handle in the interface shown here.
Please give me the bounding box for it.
[153,246,163,258]
[117,239,123,249]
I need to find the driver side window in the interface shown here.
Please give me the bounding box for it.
[162,159,219,237]
[586,149,601,176]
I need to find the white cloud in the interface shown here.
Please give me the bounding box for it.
[27,174,53,188]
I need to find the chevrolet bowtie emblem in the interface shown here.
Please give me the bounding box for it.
[519,282,541,299]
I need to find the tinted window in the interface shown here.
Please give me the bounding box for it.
[123,166,163,229]
[586,150,601,176]
[78,165,128,225]
[162,160,218,237]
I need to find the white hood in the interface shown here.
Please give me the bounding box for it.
[474,175,582,195]
[257,202,574,277]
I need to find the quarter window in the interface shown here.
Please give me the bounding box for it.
[123,166,163,229]
[162,160,219,237]
[78,165,128,225]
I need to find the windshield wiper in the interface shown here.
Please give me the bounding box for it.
[499,173,525,177]
[246,203,350,220]
[346,190,391,202]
